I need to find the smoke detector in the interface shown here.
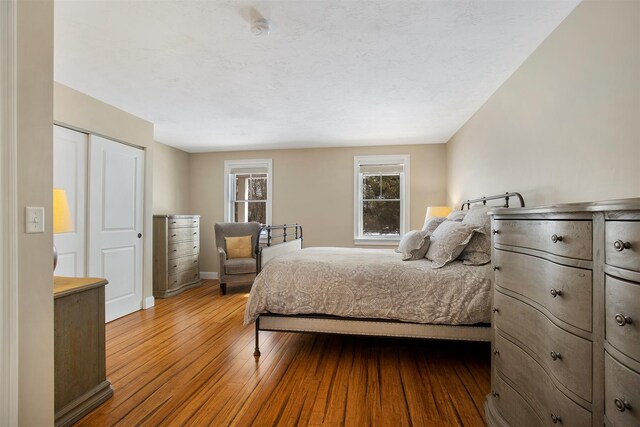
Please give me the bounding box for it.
[251,18,271,36]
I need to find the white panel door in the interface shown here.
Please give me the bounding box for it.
[53,125,87,277]
[89,135,144,322]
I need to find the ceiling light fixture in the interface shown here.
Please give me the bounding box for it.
[251,18,271,36]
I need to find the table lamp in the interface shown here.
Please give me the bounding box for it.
[425,206,452,221]
[53,188,73,270]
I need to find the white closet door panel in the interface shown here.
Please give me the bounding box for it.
[89,135,144,322]
[53,125,87,277]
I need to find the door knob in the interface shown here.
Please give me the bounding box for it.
[138,233,142,238]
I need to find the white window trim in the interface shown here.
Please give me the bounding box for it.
[1,0,18,423]
[223,159,272,225]
[353,154,410,245]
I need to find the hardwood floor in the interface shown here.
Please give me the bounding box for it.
[76,280,491,426]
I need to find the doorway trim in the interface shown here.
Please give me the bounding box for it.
[0,0,19,424]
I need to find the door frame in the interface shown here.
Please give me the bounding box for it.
[1,0,19,424]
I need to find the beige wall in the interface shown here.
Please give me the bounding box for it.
[190,144,447,273]
[54,82,156,300]
[153,141,191,215]
[16,0,55,424]
[447,0,640,208]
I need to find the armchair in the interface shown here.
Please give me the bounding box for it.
[214,222,263,295]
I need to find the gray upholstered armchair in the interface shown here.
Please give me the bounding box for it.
[214,222,263,295]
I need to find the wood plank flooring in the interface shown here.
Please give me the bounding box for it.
[76,280,491,426]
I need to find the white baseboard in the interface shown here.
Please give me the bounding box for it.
[141,296,155,309]
[200,271,218,280]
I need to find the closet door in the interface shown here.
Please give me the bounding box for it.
[88,135,144,322]
[53,125,87,277]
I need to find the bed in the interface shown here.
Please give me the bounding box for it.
[245,192,525,357]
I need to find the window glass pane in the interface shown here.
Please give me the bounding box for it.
[235,174,249,201]
[248,177,267,201]
[381,175,400,199]
[234,201,266,224]
[363,175,381,199]
[247,201,266,224]
[362,201,400,235]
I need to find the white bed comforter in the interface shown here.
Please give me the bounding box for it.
[244,247,492,325]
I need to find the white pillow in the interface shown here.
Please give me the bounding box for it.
[458,205,493,265]
[426,221,482,268]
[446,210,467,222]
[396,230,430,261]
[422,217,447,235]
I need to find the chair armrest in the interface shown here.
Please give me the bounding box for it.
[217,247,226,274]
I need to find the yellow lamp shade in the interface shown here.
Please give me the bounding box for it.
[53,188,73,234]
[425,206,452,221]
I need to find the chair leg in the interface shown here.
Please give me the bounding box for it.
[220,282,227,295]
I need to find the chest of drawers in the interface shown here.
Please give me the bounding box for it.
[484,199,640,427]
[153,214,201,298]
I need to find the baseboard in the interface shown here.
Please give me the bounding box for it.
[141,296,155,309]
[200,271,218,280]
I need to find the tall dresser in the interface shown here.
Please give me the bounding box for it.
[153,215,201,298]
[484,199,640,427]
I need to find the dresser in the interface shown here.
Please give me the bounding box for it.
[54,277,113,427]
[153,215,201,298]
[484,199,640,427]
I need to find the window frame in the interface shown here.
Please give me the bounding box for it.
[353,154,410,245]
[224,159,272,226]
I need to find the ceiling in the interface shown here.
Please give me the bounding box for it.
[54,0,580,153]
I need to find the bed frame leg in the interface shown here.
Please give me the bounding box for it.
[253,318,261,358]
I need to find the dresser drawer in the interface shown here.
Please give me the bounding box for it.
[494,291,592,402]
[606,221,640,272]
[167,254,200,275]
[168,267,200,289]
[604,352,640,427]
[495,250,592,332]
[168,240,200,259]
[493,220,592,260]
[168,216,200,228]
[605,275,640,363]
[494,332,592,427]
[493,373,543,427]
[167,226,199,244]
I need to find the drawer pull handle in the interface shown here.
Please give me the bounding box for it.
[550,414,562,423]
[551,234,563,243]
[550,288,562,298]
[550,351,562,361]
[194,260,198,263]
[172,249,177,252]
[493,349,499,356]
[613,240,631,252]
[193,232,197,235]
[492,308,499,313]
[172,234,177,237]
[492,229,499,235]
[172,221,177,224]
[614,398,631,412]
[193,246,197,249]
[615,314,632,326]
[492,391,499,398]
[173,265,177,268]
[493,266,500,271]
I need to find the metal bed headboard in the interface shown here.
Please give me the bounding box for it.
[460,192,525,210]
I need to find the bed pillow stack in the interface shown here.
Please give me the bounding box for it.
[422,216,447,234]
[425,221,483,268]
[457,205,493,265]
[396,230,431,261]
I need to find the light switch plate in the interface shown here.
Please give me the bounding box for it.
[25,206,45,233]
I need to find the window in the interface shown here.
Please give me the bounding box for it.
[224,159,272,225]
[354,155,409,244]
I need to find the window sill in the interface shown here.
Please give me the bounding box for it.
[354,238,400,246]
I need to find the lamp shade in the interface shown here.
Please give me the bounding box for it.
[425,206,452,221]
[53,188,73,234]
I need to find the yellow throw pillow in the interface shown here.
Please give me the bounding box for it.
[225,235,253,259]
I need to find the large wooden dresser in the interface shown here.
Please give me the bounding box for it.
[153,214,201,298]
[484,199,640,427]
